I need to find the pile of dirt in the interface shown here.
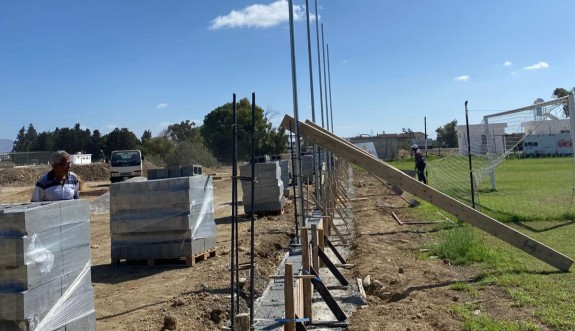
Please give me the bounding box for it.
[0,161,165,187]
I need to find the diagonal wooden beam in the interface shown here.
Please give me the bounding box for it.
[281,114,573,272]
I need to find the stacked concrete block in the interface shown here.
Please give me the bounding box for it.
[0,200,96,330]
[148,165,203,180]
[167,166,182,178]
[181,164,202,176]
[240,162,285,214]
[301,154,315,184]
[109,175,216,261]
[147,168,169,180]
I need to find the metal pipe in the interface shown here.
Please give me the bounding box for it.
[465,100,476,209]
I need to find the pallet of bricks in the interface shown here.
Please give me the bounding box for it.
[269,155,291,198]
[109,175,216,266]
[240,161,285,215]
[0,200,96,330]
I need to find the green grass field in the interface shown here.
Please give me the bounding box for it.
[387,157,575,329]
[416,156,575,222]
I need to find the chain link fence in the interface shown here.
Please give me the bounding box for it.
[0,151,53,168]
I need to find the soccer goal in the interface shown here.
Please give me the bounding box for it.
[429,94,575,221]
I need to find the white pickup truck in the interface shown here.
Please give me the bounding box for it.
[109,150,143,183]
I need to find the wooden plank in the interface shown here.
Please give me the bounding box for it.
[309,266,347,321]
[317,246,349,286]
[281,115,573,272]
[284,263,295,331]
[300,228,312,322]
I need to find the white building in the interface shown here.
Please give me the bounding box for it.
[456,123,507,155]
[71,153,92,165]
[522,118,570,135]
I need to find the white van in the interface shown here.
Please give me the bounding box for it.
[109,150,143,183]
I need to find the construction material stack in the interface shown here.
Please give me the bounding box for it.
[301,154,314,184]
[147,164,203,180]
[0,200,96,330]
[240,162,285,214]
[109,175,216,264]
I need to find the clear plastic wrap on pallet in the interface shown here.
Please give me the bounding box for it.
[0,200,95,330]
[239,162,285,213]
[109,175,216,260]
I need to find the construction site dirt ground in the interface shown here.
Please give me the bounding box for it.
[0,164,543,330]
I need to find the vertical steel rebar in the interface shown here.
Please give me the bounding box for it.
[289,123,299,244]
[249,93,256,330]
[321,23,329,132]
[288,0,305,229]
[327,43,334,133]
[305,0,320,202]
[230,93,236,330]
[314,0,324,129]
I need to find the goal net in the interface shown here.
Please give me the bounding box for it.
[428,95,575,221]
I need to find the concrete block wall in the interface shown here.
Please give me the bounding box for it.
[109,175,216,261]
[240,162,285,213]
[0,200,96,330]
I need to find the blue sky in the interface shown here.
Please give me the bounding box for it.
[1,0,574,143]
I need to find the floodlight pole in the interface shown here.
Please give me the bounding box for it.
[465,101,476,209]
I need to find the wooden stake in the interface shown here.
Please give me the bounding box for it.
[284,263,295,331]
[318,228,325,268]
[301,227,312,322]
[234,313,250,331]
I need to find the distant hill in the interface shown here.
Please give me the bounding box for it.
[0,139,13,152]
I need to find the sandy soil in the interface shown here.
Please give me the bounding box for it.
[0,164,543,330]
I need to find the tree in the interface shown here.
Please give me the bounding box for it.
[12,124,39,152]
[36,131,55,151]
[140,136,175,159]
[165,120,202,143]
[141,130,152,144]
[164,141,218,168]
[552,87,573,116]
[12,126,27,152]
[201,97,287,162]
[86,129,105,161]
[102,128,140,157]
[436,120,458,148]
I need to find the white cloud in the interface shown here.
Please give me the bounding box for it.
[156,103,168,109]
[455,75,470,82]
[523,62,549,70]
[209,0,306,30]
[503,60,512,67]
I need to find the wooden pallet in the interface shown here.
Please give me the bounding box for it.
[113,247,218,267]
[185,247,217,267]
